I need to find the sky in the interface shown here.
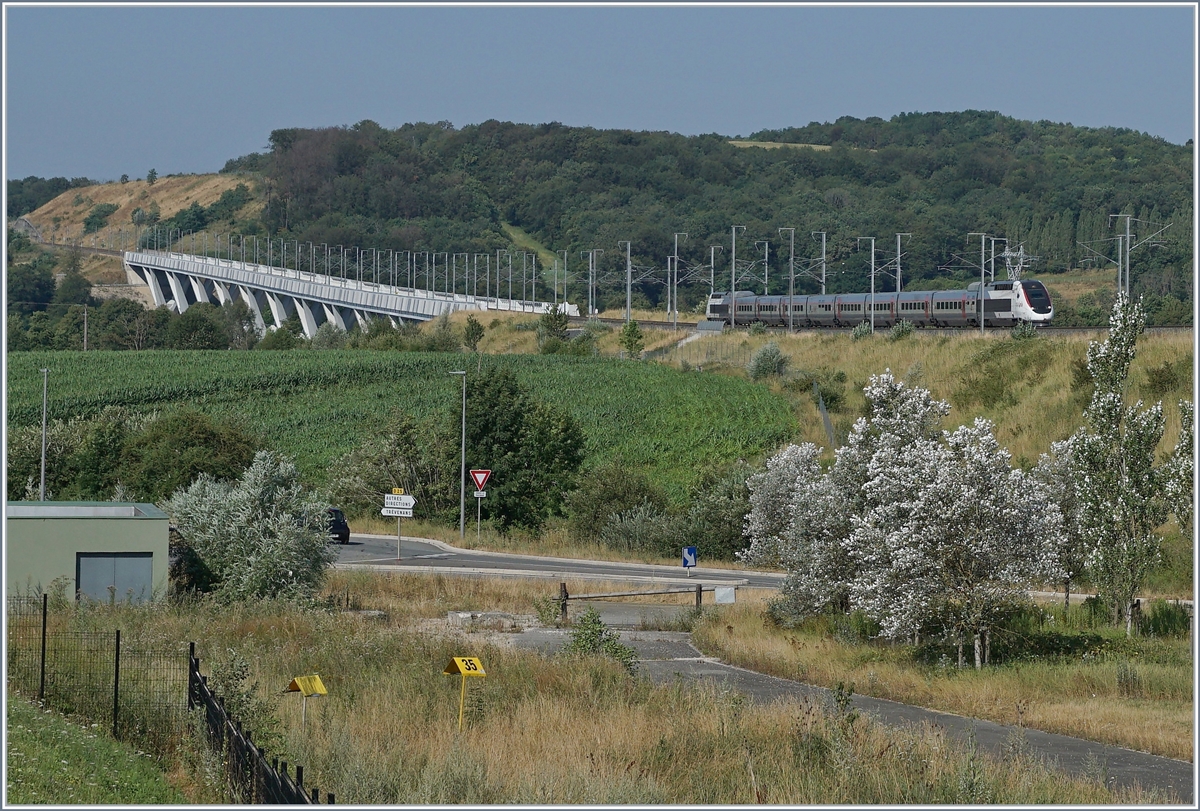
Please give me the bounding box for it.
[3,3,1196,181]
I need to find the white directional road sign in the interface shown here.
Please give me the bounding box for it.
[384,494,417,509]
[382,507,414,518]
[682,546,697,568]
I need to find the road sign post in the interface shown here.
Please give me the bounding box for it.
[470,470,491,542]
[682,546,698,578]
[384,489,416,559]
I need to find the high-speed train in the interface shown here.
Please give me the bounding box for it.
[706,279,1053,329]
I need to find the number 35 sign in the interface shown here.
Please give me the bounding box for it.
[443,657,486,730]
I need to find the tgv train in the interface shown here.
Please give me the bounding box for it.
[706,279,1054,329]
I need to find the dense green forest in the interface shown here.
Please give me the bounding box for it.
[9,111,1193,327]
[216,111,1191,318]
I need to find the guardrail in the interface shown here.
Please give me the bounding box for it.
[555,581,722,623]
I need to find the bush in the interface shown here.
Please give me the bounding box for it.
[851,321,872,340]
[598,500,680,556]
[747,341,787,380]
[560,606,638,675]
[1011,321,1039,341]
[83,203,120,234]
[888,319,914,341]
[1138,599,1191,638]
[164,450,336,602]
[748,322,767,336]
[565,461,670,542]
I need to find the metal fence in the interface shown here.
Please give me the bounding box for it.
[6,596,188,754]
[6,596,330,804]
[188,645,333,804]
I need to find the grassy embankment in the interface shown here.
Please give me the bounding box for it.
[16,572,1178,804]
[5,692,190,804]
[17,173,259,285]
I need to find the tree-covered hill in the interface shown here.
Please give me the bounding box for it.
[219,111,1190,319]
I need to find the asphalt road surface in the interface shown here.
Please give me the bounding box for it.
[334,533,1192,802]
[334,533,786,589]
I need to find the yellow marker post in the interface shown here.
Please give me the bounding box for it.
[285,674,327,727]
[442,657,486,731]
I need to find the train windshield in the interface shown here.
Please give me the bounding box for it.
[1022,281,1052,314]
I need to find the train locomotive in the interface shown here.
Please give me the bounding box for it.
[705,278,1053,329]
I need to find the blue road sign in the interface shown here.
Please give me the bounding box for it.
[682,546,697,568]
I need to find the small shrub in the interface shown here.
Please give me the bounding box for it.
[888,319,915,341]
[1011,321,1039,341]
[561,606,638,675]
[748,322,767,335]
[1115,661,1143,698]
[1138,599,1192,638]
[83,203,120,234]
[747,341,787,380]
[850,321,872,341]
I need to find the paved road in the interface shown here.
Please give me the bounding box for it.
[518,605,1193,804]
[336,535,1192,802]
[334,533,786,589]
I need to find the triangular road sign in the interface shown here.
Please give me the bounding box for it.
[470,469,492,490]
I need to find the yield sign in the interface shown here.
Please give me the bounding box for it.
[470,469,492,490]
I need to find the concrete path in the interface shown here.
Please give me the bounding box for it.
[517,601,1193,803]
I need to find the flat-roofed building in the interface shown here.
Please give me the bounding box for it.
[5,502,169,603]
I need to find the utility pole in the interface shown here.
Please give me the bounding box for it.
[619,241,633,322]
[779,228,795,331]
[968,233,986,335]
[731,226,745,329]
[895,233,911,293]
[709,245,723,297]
[672,233,688,329]
[811,231,827,294]
[756,241,770,295]
[857,237,876,332]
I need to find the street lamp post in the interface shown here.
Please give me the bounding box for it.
[39,368,48,501]
[449,371,467,539]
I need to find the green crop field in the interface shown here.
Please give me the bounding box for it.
[6,351,796,496]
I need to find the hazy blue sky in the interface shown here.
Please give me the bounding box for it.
[4,4,1196,180]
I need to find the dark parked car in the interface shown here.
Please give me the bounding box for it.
[328,508,350,544]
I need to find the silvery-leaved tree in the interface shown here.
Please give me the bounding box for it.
[165,450,337,602]
[744,371,950,617]
[744,373,1064,666]
[1032,440,1089,609]
[1062,294,1183,635]
[1164,399,1194,534]
[851,418,1063,667]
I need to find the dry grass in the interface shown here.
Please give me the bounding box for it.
[23,174,260,250]
[35,574,1179,802]
[691,598,1194,762]
[662,327,1192,465]
[728,140,833,151]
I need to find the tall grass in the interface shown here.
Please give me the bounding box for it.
[692,597,1193,761]
[12,574,1181,802]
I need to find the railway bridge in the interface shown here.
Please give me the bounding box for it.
[122,249,576,339]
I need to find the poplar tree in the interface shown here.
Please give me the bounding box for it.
[1060,294,1179,635]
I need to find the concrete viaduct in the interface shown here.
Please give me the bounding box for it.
[122,249,577,338]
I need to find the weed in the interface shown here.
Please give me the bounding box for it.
[560,606,638,675]
[888,319,915,341]
[851,321,872,341]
